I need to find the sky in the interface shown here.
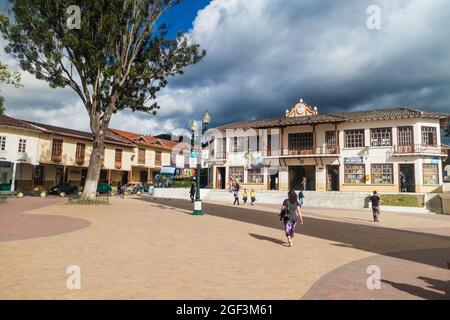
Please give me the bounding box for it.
[1,0,449,142]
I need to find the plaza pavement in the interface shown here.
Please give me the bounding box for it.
[0,195,449,299]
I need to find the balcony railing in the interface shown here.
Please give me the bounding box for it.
[392,144,445,155]
[114,160,122,169]
[263,146,340,157]
[212,152,227,160]
[138,158,145,165]
[75,157,84,166]
[51,153,62,163]
[17,152,28,161]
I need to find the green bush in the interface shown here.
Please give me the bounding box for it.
[168,178,194,188]
[380,194,424,207]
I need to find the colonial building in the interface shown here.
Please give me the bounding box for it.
[109,129,178,183]
[0,115,135,191]
[206,100,450,193]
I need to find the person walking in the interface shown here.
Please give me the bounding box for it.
[370,190,381,222]
[232,182,240,205]
[250,189,256,206]
[242,188,248,204]
[298,189,305,207]
[189,183,196,203]
[279,190,304,247]
[301,176,307,191]
[117,182,124,199]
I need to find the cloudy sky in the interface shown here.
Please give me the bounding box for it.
[1,0,449,140]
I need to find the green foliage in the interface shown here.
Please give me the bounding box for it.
[68,195,110,205]
[169,177,194,188]
[0,60,22,114]
[0,0,205,116]
[380,194,424,207]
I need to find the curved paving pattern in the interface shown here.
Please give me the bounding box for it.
[0,197,91,241]
[302,247,450,300]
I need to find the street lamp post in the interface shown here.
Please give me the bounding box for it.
[190,111,211,215]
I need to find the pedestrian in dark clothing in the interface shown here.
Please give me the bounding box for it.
[189,183,196,203]
[232,182,240,205]
[370,190,381,222]
[298,190,305,207]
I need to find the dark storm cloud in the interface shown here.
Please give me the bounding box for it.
[1,0,449,135]
[163,0,450,129]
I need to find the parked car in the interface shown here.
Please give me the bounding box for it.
[48,182,78,196]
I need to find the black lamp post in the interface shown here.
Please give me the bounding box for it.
[190,111,211,215]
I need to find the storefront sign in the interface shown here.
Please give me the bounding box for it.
[431,157,440,164]
[160,166,176,175]
[344,157,364,164]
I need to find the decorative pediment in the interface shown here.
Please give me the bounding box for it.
[285,99,318,118]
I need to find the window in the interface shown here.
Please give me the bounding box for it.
[398,126,414,146]
[421,127,437,146]
[423,164,439,184]
[138,148,146,165]
[371,128,392,147]
[325,131,337,148]
[248,134,261,152]
[288,133,313,150]
[75,143,85,163]
[344,129,365,148]
[229,166,244,183]
[247,167,263,183]
[344,164,365,184]
[0,136,5,151]
[18,139,27,153]
[51,138,63,162]
[155,150,162,165]
[371,164,394,184]
[114,149,122,169]
[230,137,245,153]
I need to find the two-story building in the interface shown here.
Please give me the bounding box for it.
[0,115,136,191]
[109,129,178,184]
[206,100,450,193]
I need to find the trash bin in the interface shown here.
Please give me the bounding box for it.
[439,194,450,215]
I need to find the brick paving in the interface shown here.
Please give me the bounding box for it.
[0,195,449,299]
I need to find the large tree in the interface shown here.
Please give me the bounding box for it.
[0,0,205,199]
[0,60,22,114]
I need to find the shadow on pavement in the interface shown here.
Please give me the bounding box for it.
[249,233,288,246]
[382,277,450,300]
[139,197,450,270]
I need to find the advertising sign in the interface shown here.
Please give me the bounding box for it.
[344,157,364,164]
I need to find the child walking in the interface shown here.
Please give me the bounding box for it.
[250,189,256,206]
[242,189,248,204]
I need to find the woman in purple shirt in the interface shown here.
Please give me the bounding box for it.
[280,190,304,247]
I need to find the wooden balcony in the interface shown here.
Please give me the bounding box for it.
[75,157,84,166]
[263,146,340,157]
[392,144,446,156]
[51,154,62,163]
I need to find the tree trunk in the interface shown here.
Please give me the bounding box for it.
[82,133,105,200]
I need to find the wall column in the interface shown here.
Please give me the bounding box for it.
[11,162,17,192]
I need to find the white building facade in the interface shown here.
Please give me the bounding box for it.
[206,100,449,193]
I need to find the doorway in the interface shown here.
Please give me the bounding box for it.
[288,165,316,191]
[121,171,129,185]
[140,170,148,183]
[216,167,226,189]
[326,165,340,191]
[270,172,279,190]
[399,164,415,192]
[80,169,87,187]
[55,167,64,185]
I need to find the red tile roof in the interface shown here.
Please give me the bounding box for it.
[109,128,178,151]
